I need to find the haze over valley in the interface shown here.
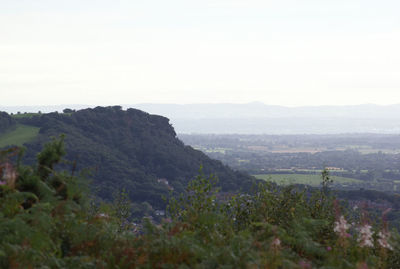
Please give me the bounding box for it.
[3,103,400,134]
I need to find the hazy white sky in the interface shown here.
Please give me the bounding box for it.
[1,0,400,106]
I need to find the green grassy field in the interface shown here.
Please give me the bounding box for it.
[11,113,40,119]
[194,147,228,154]
[0,124,40,148]
[254,173,362,187]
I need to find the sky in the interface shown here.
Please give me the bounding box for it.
[1,0,400,106]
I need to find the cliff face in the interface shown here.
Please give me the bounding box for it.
[14,106,254,207]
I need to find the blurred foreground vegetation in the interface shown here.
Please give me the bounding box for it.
[1,138,400,268]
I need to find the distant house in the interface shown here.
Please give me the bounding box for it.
[157,178,174,190]
[326,167,344,171]
[157,178,169,185]
[155,210,165,216]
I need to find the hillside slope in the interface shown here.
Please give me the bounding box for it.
[3,106,254,208]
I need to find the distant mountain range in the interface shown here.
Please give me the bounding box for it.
[131,103,400,119]
[131,103,400,134]
[2,103,400,134]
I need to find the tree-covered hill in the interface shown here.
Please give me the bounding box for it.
[0,112,16,132]
[1,106,254,208]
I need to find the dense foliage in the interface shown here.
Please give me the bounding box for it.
[0,112,16,133]
[1,139,400,268]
